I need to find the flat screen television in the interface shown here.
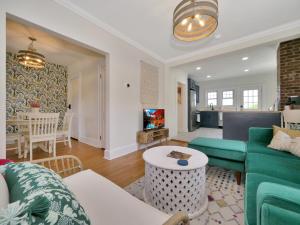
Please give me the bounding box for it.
[143,109,165,131]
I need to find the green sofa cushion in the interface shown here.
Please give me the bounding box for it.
[1,163,90,225]
[247,143,297,159]
[189,137,246,161]
[248,127,273,145]
[246,153,300,183]
[245,173,300,225]
[208,157,245,172]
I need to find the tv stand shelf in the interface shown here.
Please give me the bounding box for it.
[137,128,169,146]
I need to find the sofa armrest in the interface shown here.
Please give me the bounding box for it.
[260,203,300,225]
[248,127,273,144]
[31,155,83,177]
[163,212,189,225]
[257,182,300,225]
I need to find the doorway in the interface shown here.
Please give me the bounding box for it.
[177,82,187,133]
[69,77,80,140]
[68,59,104,149]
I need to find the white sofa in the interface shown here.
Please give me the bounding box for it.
[64,169,171,225]
[32,156,189,225]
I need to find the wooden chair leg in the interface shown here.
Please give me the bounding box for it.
[235,172,242,185]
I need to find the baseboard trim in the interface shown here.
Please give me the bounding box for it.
[79,136,101,148]
[104,139,171,160]
[138,139,168,150]
[104,143,138,160]
[170,138,188,144]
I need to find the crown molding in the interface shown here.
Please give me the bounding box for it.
[166,19,300,66]
[52,0,300,67]
[53,0,166,63]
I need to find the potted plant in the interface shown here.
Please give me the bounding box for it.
[30,101,40,113]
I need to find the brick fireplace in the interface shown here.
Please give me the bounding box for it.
[278,38,300,110]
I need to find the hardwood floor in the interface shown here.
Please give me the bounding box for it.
[7,140,187,188]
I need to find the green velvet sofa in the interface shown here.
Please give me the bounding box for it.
[245,127,300,225]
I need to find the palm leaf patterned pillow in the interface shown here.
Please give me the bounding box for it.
[0,162,90,225]
[290,123,300,130]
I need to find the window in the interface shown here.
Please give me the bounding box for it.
[207,91,217,106]
[243,89,259,109]
[222,90,234,106]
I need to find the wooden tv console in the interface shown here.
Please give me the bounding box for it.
[137,128,169,146]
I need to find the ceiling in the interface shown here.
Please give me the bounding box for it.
[177,42,277,81]
[6,19,103,66]
[58,0,300,61]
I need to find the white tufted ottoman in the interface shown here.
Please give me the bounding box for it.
[143,146,208,219]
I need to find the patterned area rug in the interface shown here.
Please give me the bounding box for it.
[124,166,244,225]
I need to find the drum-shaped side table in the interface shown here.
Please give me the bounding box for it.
[143,146,208,218]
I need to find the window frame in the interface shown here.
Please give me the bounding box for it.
[221,90,234,107]
[206,90,218,106]
[241,87,262,110]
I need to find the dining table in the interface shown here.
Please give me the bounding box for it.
[6,117,51,155]
[7,118,31,126]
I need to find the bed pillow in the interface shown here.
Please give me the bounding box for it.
[0,174,9,210]
[273,125,300,138]
[1,162,90,225]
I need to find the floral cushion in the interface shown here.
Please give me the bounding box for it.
[290,123,300,130]
[0,162,90,225]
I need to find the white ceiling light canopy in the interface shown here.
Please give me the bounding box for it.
[173,0,219,42]
[214,34,221,39]
[244,69,249,72]
[242,56,249,61]
[206,75,212,78]
[196,66,202,70]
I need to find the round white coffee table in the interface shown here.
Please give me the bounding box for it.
[143,146,208,219]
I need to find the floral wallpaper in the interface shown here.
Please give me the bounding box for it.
[6,52,68,133]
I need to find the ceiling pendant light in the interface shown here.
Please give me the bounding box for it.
[17,37,45,69]
[173,0,218,42]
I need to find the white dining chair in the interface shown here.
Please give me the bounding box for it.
[16,112,29,158]
[6,112,29,157]
[56,112,73,148]
[6,133,19,152]
[24,113,59,161]
[282,109,300,129]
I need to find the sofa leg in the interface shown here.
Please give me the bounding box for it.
[235,172,242,185]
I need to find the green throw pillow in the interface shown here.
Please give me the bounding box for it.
[0,162,90,225]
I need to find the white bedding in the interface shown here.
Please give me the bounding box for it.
[63,169,170,225]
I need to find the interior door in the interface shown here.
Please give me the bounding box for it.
[70,77,80,139]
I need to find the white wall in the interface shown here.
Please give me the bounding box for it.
[0,0,165,159]
[165,68,188,138]
[0,8,5,158]
[196,73,277,111]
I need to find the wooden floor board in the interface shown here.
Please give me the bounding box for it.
[7,140,187,187]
